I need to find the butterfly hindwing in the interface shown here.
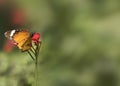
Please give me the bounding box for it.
[21,37,32,52]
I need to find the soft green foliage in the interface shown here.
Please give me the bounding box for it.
[1,0,120,86]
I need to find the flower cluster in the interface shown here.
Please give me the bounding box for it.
[29,32,41,62]
[32,33,40,44]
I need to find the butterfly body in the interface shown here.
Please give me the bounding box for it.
[4,29,32,51]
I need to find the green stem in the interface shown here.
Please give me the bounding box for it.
[27,51,35,61]
[35,42,42,86]
[30,48,36,56]
[32,45,36,52]
[35,56,38,86]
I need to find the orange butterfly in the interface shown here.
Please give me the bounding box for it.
[4,29,32,51]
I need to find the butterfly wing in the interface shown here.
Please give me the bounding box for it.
[21,37,32,51]
[13,31,32,51]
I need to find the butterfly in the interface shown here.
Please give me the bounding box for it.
[4,29,32,52]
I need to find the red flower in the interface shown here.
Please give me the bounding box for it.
[32,33,40,44]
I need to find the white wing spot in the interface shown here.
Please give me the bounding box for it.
[10,30,16,39]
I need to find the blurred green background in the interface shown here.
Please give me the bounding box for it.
[1,0,120,86]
